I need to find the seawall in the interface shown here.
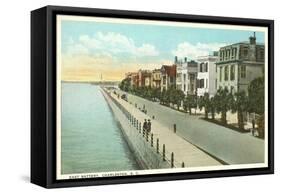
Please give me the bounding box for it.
[100,88,171,169]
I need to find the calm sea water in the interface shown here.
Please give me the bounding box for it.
[61,83,139,174]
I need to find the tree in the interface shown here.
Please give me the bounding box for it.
[248,77,264,115]
[173,89,185,110]
[214,88,233,124]
[119,78,130,92]
[231,91,248,130]
[198,93,210,119]
[146,86,153,100]
[142,86,152,99]
[151,87,159,101]
[131,85,138,95]
[154,88,161,101]
[183,94,197,115]
[209,97,216,120]
[165,86,174,107]
[160,89,168,105]
[248,77,265,137]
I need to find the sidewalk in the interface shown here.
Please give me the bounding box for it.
[108,89,222,168]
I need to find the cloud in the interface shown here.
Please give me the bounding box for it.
[172,42,226,60]
[136,44,159,56]
[66,43,90,55]
[65,32,159,57]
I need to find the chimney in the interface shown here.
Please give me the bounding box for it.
[249,32,256,45]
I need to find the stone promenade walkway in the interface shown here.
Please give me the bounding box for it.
[106,89,222,168]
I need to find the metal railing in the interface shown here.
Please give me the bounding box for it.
[105,88,185,169]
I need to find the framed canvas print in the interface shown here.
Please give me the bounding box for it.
[31,5,274,188]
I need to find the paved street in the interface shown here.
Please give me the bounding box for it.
[119,90,265,165]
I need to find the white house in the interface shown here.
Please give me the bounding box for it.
[175,56,198,95]
[197,53,218,97]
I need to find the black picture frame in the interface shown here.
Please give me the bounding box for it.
[31,5,274,188]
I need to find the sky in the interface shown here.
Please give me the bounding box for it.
[60,18,265,82]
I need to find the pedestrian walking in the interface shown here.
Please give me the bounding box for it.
[252,119,256,136]
[252,119,256,129]
[147,119,151,133]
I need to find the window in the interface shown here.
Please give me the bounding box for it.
[240,65,246,78]
[205,62,208,72]
[184,84,186,91]
[226,50,230,60]
[243,49,248,57]
[224,66,229,81]
[177,73,181,82]
[200,63,203,72]
[190,74,195,80]
[231,48,236,59]
[199,79,204,88]
[219,66,223,81]
[230,65,235,81]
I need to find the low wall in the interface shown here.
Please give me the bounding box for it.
[101,88,170,169]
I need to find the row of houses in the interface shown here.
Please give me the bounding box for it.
[125,34,265,97]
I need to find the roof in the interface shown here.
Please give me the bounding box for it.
[220,41,265,50]
[161,65,176,77]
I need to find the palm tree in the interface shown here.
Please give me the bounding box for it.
[248,77,265,137]
[198,93,210,119]
[248,77,264,115]
[214,88,233,124]
[174,89,185,110]
[151,88,160,101]
[160,89,168,105]
[166,87,174,106]
[155,88,161,101]
[183,94,197,115]
[209,97,216,120]
[145,86,153,100]
[231,91,248,130]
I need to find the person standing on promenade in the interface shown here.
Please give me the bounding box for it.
[143,119,148,132]
[147,119,151,133]
[252,119,256,136]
